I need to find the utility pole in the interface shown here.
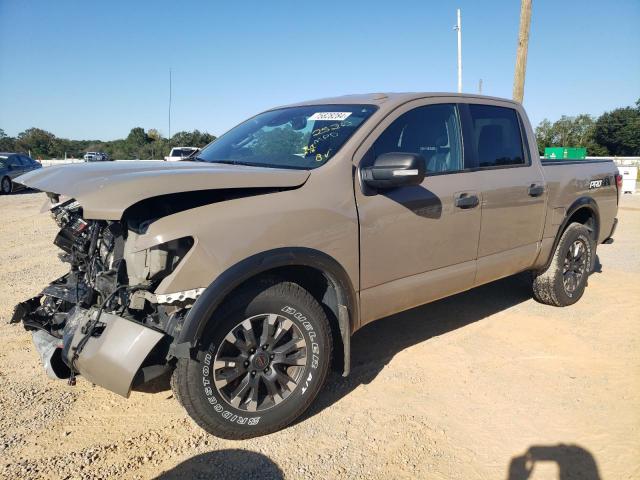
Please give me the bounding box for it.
[513,0,532,102]
[168,68,172,142]
[454,8,462,93]
[479,78,483,94]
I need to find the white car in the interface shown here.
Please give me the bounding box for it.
[164,147,199,161]
[83,152,110,162]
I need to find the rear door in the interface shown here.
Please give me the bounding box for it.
[355,99,483,325]
[460,101,546,285]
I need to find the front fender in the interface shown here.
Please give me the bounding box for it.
[169,247,357,375]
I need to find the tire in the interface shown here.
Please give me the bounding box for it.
[532,222,594,306]
[172,279,332,439]
[1,176,12,194]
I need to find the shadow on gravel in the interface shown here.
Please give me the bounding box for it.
[302,272,536,422]
[507,444,601,480]
[592,254,603,274]
[154,449,283,479]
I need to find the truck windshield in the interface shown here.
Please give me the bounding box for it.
[195,104,377,169]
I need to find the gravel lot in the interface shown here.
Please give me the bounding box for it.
[1,191,638,480]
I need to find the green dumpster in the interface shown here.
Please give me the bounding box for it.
[544,147,587,160]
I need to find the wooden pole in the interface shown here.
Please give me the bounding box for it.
[513,0,532,103]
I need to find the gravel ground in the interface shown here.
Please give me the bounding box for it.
[0,191,639,480]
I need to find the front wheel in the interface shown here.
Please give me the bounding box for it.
[172,280,332,439]
[532,222,594,306]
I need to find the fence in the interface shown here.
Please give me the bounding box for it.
[587,156,640,167]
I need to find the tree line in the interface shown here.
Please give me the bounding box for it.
[0,127,216,160]
[1,99,638,160]
[534,99,639,156]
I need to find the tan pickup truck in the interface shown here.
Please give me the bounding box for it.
[13,93,620,439]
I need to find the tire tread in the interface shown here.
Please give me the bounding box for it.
[532,222,593,307]
[172,279,332,439]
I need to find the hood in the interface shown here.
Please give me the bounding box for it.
[16,160,310,220]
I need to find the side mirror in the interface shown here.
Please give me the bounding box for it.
[361,152,426,189]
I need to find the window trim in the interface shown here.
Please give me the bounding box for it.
[197,103,379,170]
[362,102,467,177]
[459,103,531,172]
[354,98,535,196]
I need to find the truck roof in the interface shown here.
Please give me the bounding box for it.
[275,92,522,110]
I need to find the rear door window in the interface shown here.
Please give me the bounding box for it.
[466,104,526,168]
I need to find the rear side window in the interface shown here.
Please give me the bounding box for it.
[467,105,525,168]
[371,103,464,174]
[172,149,195,157]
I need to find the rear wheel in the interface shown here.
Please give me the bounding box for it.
[1,176,12,194]
[172,279,332,439]
[532,222,593,306]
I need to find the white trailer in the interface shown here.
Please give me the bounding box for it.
[618,165,637,194]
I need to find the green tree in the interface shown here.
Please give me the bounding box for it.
[15,128,56,158]
[535,114,608,156]
[0,129,16,151]
[170,130,216,149]
[534,119,554,155]
[147,128,163,141]
[126,127,149,147]
[593,102,640,156]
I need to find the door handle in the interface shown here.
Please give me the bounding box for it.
[528,184,545,197]
[455,193,479,209]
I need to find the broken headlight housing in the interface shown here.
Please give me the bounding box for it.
[125,236,194,286]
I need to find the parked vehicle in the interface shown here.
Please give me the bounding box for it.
[165,147,199,161]
[83,152,111,162]
[0,153,42,194]
[12,93,620,440]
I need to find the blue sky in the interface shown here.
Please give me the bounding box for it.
[1,0,638,140]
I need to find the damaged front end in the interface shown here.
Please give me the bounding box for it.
[12,196,196,397]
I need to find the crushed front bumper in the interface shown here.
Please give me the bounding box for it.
[16,305,166,397]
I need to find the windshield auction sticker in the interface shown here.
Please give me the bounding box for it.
[309,112,352,121]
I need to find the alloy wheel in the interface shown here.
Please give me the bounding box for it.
[1,178,10,194]
[212,313,308,412]
[562,239,588,295]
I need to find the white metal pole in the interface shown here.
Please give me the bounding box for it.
[168,68,172,141]
[456,8,462,93]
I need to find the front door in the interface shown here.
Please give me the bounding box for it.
[354,100,482,325]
